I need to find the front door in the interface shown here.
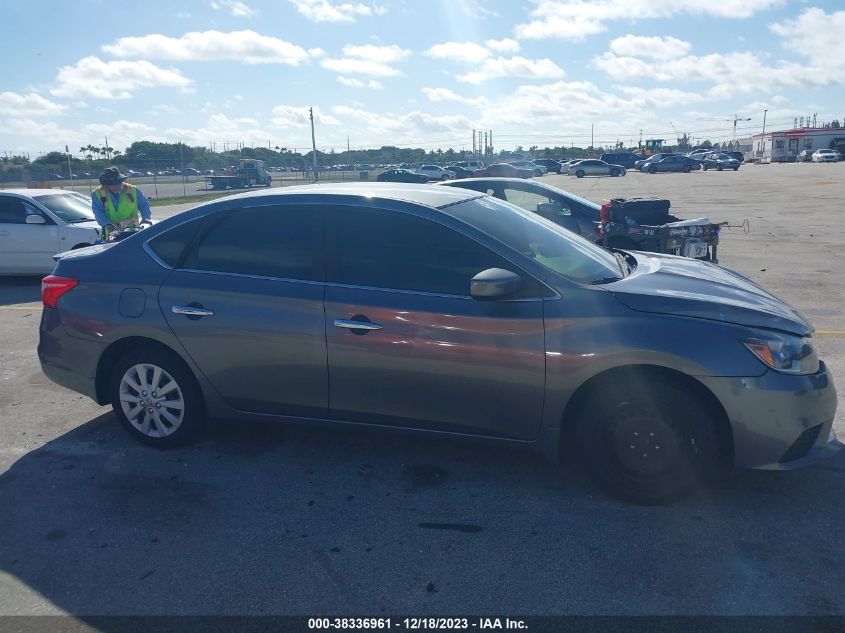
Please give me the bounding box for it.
[158,204,328,417]
[324,204,547,440]
[0,196,60,273]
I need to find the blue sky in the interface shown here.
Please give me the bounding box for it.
[1,0,843,156]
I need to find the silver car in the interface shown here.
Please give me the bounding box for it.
[38,184,839,504]
[568,159,626,178]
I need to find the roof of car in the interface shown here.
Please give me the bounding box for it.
[0,189,83,197]
[211,182,483,209]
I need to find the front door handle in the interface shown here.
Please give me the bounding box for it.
[172,305,214,318]
[334,319,383,331]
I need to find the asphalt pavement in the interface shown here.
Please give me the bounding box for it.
[0,163,844,619]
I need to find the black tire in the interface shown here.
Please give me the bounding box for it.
[717,165,723,171]
[574,378,720,504]
[702,164,708,171]
[535,169,543,177]
[683,165,691,173]
[575,170,585,178]
[733,167,739,171]
[648,165,657,174]
[610,168,620,177]
[109,347,206,448]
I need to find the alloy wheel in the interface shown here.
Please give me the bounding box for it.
[119,364,185,438]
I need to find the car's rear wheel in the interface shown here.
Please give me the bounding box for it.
[733,167,739,171]
[110,348,206,448]
[648,165,657,174]
[717,165,723,171]
[702,164,708,171]
[574,379,720,504]
[610,168,620,177]
[575,170,585,178]
[683,165,692,173]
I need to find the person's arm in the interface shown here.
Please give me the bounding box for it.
[91,190,109,227]
[136,188,151,221]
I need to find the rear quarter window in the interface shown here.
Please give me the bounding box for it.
[146,220,201,267]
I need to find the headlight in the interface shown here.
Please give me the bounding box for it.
[743,331,819,375]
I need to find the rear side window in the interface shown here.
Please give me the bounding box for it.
[146,219,201,267]
[183,205,319,281]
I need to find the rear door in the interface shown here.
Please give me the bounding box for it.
[0,195,60,273]
[157,203,328,417]
[323,204,547,439]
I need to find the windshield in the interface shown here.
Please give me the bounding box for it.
[33,193,95,223]
[444,196,623,285]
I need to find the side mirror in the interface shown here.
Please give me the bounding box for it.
[470,268,522,300]
[25,214,46,225]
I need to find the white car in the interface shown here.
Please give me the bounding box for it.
[0,189,101,275]
[415,165,455,181]
[559,159,581,175]
[567,159,627,178]
[812,149,840,163]
[509,160,547,176]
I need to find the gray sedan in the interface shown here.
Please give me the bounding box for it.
[568,159,626,178]
[38,184,839,504]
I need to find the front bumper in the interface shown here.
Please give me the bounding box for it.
[697,361,840,470]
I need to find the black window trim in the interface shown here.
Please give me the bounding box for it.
[324,202,556,301]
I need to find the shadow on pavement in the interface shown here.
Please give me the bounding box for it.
[0,412,844,619]
[0,277,42,306]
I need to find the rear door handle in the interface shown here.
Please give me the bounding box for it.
[172,305,214,317]
[334,319,383,331]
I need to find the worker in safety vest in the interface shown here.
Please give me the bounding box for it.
[91,167,151,239]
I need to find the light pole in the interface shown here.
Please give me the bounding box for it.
[761,109,768,162]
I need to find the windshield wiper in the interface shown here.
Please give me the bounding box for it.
[612,251,630,277]
[591,276,623,285]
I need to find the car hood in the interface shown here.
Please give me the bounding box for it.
[65,220,100,231]
[609,252,813,336]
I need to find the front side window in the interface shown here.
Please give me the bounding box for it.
[331,207,525,297]
[0,197,33,224]
[182,205,319,281]
[444,197,623,285]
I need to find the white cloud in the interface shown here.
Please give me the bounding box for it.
[424,41,491,61]
[50,57,193,100]
[288,0,385,22]
[103,31,311,65]
[321,58,402,77]
[308,47,327,58]
[331,105,473,142]
[421,87,485,106]
[271,105,340,127]
[341,44,411,63]
[609,35,691,59]
[149,104,180,116]
[616,86,705,108]
[210,0,258,17]
[0,92,66,117]
[164,113,271,147]
[771,8,845,68]
[515,0,783,41]
[83,120,157,150]
[484,38,521,54]
[177,11,192,18]
[337,76,383,89]
[457,56,565,84]
[456,0,498,18]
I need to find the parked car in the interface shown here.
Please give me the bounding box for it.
[812,149,840,163]
[416,165,455,181]
[445,165,475,179]
[599,152,641,169]
[376,168,429,183]
[184,168,202,176]
[642,155,699,174]
[568,159,626,178]
[533,159,563,174]
[509,160,547,176]
[722,151,745,163]
[39,183,841,505]
[634,153,679,170]
[453,160,486,172]
[0,189,101,274]
[701,153,741,171]
[478,163,533,178]
[558,159,582,175]
[797,150,814,163]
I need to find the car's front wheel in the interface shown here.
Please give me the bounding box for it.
[574,378,721,504]
[110,347,206,448]
[575,169,585,178]
[683,165,692,173]
[648,165,657,174]
[610,168,620,177]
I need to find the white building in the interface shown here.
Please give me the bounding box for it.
[751,126,845,162]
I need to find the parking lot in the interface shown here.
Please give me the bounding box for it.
[0,163,843,617]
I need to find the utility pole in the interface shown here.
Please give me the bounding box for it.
[732,114,751,141]
[179,142,186,197]
[347,136,350,152]
[472,129,476,158]
[760,109,768,162]
[104,136,110,163]
[591,123,594,150]
[309,107,318,182]
[65,145,73,182]
[483,131,488,156]
[489,130,493,156]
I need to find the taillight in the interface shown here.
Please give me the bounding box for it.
[599,202,611,223]
[42,276,78,309]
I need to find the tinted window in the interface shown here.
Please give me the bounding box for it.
[184,205,319,281]
[503,188,553,212]
[147,219,202,267]
[0,197,32,224]
[332,207,519,296]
